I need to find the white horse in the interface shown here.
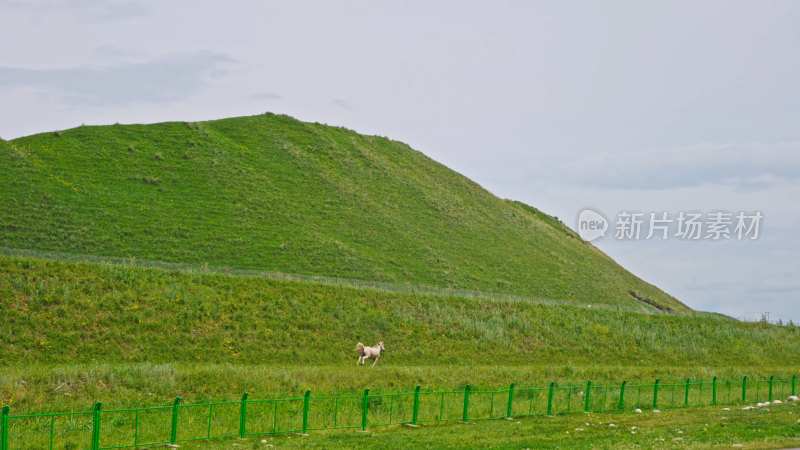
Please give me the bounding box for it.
[355,341,385,367]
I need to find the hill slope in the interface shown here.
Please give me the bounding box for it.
[0,114,685,311]
[2,255,794,366]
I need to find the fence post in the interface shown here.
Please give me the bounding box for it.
[1,406,9,450]
[684,378,690,407]
[618,381,627,411]
[742,376,747,403]
[462,384,471,423]
[170,397,182,445]
[91,401,102,450]
[412,386,421,425]
[302,390,311,434]
[547,382,555,415]
[793,375,797,396]
[584,380,592,412]
[769,376,774,402]
[361,388,370,431]
[239,392,248,438]
[506,383,515,418]
[712,377,717,405]
[652,379,660,410]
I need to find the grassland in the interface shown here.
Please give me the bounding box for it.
[0,114,685,311]
[1,255,798,414]
[185,403,800,449]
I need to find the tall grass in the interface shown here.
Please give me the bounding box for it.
[2,255,799,410]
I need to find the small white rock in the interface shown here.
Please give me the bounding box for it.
[631,426,638,430]
[653,409,661,413]
[788,395,799,402]
[635,408,642,413]
[773,399,782,404]
[722,407,730,411]
[585,422,590,426]
[673,437,683,441]
[575,428,584,431]
[261,440,267,444]
[609,423,616,427]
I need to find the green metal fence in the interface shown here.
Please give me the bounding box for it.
[1,375,796,449]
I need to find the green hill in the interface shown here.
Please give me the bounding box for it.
[1,113,684,311]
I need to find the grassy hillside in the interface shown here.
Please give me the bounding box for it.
[2,255,799,415]
[1,255,794,368]
[0,114,685,311]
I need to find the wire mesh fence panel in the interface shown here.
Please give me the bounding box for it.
[774,379,791,401]
[511,387,548,417]
[201,401,239,439]
[550,385,586,414]
[367,393,414,427]
[273,398,304,434]
[749,379,770,403]
[6,412,93,450]
[97,409,143,449]
[117,406,171,447]
[625,383,656,411]
[688,381,713,407]
[306,397,334,431]
[416,391,464,423]
[175,401,239,442]
[468,389,509,421]
[656,382,683,409]
[244,400,280,436]
[717,379,743,405]
[586,384,622,412]
[305,395,362,431]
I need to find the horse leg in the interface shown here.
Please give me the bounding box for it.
[357,356,362,366]
[371,355,379,367]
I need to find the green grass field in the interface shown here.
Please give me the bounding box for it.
[1,255,798,413]
[184,402,800,449]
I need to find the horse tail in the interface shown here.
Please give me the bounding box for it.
[355,342,364,352]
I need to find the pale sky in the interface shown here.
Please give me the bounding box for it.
[1,0,799,321]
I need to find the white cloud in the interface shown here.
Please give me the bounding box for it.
[0,51,233,107]
[0,0,148,22]
[555,142,800,190]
